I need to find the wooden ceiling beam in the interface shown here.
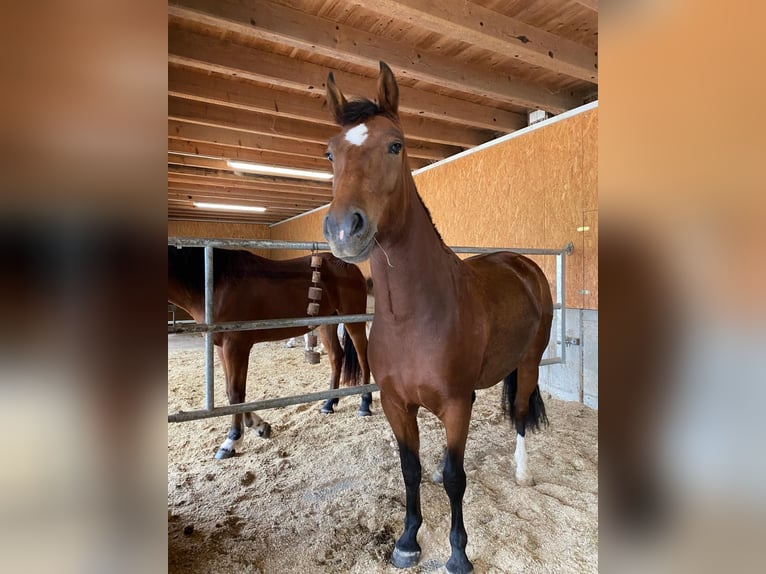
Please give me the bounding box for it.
[169,195,316,214]
[169,120,331,159]
[168,104,461,161]
[168,167,332,193]
[169,188,328,210]
[169,65,504,146]
[168,182,330,204]
[169,95,336,145]
[168,207,286,224]
[167,137,430,171]
[169,1,578,112]
[168,28,528,129]
[168,211,281,225]
[168,138,331,171]
[352,0,597,82]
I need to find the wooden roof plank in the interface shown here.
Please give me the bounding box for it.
[169,0,579,111]
[169,27,530,128]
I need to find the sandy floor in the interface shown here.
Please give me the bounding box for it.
[168,333,598,573]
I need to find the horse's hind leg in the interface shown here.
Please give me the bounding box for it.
[343,321,373,416]
[319,323,343,414]
[505,361,549,486]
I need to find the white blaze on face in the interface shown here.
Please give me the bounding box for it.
[345,123,368,146]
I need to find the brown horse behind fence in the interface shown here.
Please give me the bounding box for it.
[322,63,554,573]
[168,246,371,459]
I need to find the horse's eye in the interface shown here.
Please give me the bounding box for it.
[389,142,402,155]
[325,151,334,162]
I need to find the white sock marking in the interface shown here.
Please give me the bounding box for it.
[345,123,368,146]
[220,436,243,452]
[515,433,532,483]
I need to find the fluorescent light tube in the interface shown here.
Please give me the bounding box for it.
[226,160,333,180]
[193,202,266,213]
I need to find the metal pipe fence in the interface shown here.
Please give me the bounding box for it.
[168,238,572,423]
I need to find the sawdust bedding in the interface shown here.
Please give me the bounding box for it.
[168,333,597,573]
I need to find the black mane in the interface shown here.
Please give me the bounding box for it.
[338,98,386,126]
[415,192,444,243]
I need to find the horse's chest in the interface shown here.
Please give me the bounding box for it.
[368,323,478,390]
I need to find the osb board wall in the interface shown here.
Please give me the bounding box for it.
[167,220,271,256]
[583,210,598,308]
[267,107,597,309]
[413,108,598,309]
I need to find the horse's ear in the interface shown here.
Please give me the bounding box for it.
[326,72,348,125]
[377,61,399,117]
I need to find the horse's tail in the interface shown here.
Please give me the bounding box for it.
[340,327,363,387]
[501,369,548,434]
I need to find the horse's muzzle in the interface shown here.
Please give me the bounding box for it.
[323,209,375,263]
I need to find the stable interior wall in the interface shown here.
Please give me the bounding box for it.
[167,220,271,256]
[269,106,598,311]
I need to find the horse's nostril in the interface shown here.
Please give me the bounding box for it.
[350,212,365,236]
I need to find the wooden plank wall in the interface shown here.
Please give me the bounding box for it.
[167,220,271,256]
[413,108,597,309]
[269,107,597,309]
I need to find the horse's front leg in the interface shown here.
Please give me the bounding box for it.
[381,392,423,569]
[215,341,267,459]
[439,400,474,574]
[214,344,242,459]
[319,324,343,414]
[433,392,475,484]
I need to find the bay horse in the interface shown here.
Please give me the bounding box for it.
[168,246,372,459]
[322,63,553,573]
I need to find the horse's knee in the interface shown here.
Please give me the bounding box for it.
[398,445,422,487]
[442,454,466,497]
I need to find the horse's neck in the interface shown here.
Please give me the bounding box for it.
[371,183,462,324]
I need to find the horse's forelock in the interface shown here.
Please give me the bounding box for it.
[338,98,386,126]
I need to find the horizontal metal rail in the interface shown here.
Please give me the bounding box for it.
[168,384,380,423]
[169,236,573,256]
[169,354,551,422]
[168,313,373,335]
[167,237,572,423]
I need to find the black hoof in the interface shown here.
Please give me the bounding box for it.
[391,546,421,569]
[214,447,235,460]
[445,554,473,574]
[320,398,339,414]
[357,408,372,417]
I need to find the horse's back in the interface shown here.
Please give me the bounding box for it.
[465,251,552,314]
[168,247,367,327]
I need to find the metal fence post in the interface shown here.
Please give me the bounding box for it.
[204,246,215,411]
